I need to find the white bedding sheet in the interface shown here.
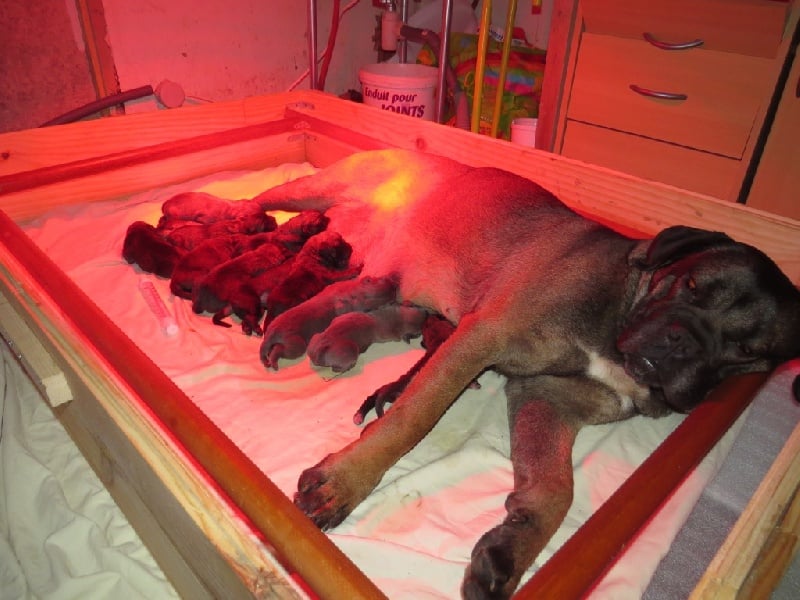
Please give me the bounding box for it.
[0,343,178,600]
[6,163,747,599]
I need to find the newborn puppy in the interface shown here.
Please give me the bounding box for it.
[160,191,275,227]
[262,230,361,324]
[158,192,277,253]
[219,230,359,336]
[170,232,273,299]
[122,221,185,278]
[261,275,398,368]
[192,241,297,317]
[307,303,429,373]
[190,211,331,330]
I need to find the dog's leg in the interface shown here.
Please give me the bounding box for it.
[463,375,627,599]
[294,311,495,529]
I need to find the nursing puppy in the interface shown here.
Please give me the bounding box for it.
[307,303,429,373]
[122,221,185,278]
[172,210,328,301]
[253,149,800,599]
[262,230,360,326]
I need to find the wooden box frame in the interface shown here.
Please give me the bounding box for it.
[0,91,798,599]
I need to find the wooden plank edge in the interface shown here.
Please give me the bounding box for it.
[0,248,302,598]
[1,134,307,223]
[0,91,302,177]
[291,94,800,283]
[537,0,580,152]
[741,486,800,598]
[0,116,302,196]
[0,295,71,406]
[691,417,800,598]
[0,298,221,599]
[516,372,767,599]
[0,211,385,600]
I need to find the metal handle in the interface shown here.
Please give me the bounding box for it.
[629,84,688,101]
[643,32,704,50]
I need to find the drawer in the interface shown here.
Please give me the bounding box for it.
[581,0,790,58]
[561,120,742,200]
[567,34,773,158]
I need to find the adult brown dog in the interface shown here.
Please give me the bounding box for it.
[253,149,800,599]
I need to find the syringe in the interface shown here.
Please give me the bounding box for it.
[138,279,179,337]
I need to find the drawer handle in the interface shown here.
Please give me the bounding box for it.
[643,32,704,50]
[629,84,688,101]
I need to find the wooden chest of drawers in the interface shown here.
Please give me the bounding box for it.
[551,0,797,202]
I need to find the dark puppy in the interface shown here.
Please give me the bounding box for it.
[160,191,274,228]
[214,230,355,336]
[170,232,270,299]
[171,210,328,301]
[261,275,399,367]
[307,303,429,373]
[262,230,361,326]
[191,241,297,330]
[122,221,185,278]
[191,212,329,323]
[159,191,276,252]
[250,149,800,599]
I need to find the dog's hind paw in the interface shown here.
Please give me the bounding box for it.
[294,466,351,530]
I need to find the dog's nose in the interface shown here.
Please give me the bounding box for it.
[666,324,702,359]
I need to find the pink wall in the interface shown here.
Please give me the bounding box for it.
[102,0,379,113]
[100,1,551,114]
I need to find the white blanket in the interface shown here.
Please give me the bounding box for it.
[0,343,178,600]
[5,163,746,598]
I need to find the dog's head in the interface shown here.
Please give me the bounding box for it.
[618,226,800,413]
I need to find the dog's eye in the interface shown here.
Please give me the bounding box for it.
[737,343,753,356]
[686,277,697,294]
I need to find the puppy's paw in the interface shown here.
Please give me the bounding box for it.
[294,465,353,531]
[353,381,404,424]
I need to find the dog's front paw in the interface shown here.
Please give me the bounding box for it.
[462,524,526,600]
[294,464,353,530]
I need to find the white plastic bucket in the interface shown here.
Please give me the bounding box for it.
[359,63,438,121]
[511,117,538,147]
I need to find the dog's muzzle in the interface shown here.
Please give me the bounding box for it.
[623,353,658,385]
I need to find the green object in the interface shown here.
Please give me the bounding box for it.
[418,33,546,140]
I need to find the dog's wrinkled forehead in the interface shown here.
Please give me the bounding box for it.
[649,242,800,360]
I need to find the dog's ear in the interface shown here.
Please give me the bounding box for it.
[630,226,734,270]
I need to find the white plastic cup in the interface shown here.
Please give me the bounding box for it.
[511,117,538,147]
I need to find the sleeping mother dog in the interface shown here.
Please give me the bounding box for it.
[252,149,800,599]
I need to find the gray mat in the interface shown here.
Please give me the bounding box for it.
[645,361,800,599]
